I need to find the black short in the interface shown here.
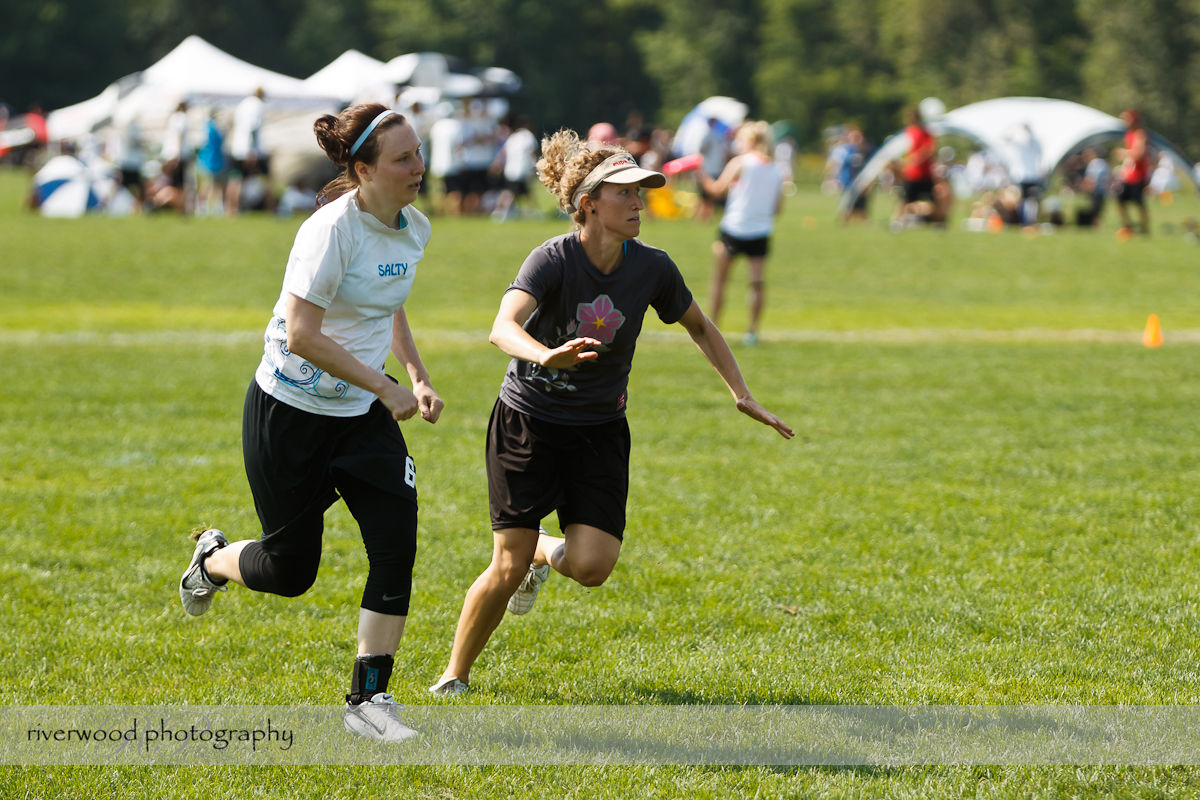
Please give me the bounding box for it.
[505,179,530,198]
[719,230,770,258]
[242,380,417,544]
[231,155,268,178]
[486,399,630,540]
[903,178,935,204]
[460,168,491,195]
[1118,180,1146,205]
[164,158,188,189]
[119,168,143,192]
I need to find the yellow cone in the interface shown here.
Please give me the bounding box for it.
[1143,314,1163,348]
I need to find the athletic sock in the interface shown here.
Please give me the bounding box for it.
[347,654,394,705]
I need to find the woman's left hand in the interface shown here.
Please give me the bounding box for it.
[414,382,444,423]
[736,397,794,439]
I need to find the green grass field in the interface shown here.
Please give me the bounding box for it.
[4,167,1200,797]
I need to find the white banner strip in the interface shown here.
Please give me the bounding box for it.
[3,706,1200,765]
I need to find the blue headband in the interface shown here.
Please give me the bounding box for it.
[349,110,397,157]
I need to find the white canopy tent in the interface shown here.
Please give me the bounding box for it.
[45,36,339,146]
[840,96,1199,213]
[302,49,392,105]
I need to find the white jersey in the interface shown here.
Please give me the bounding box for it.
[720,153,783,239]
[428,116,463,178]
[229,94,265,160]
[255,191,432,417]
[502,128,538,182]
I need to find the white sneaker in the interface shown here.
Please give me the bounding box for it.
[507,563,550,616]
[344,693,419,742]
[428,676,469,697]
[179,528,228,616]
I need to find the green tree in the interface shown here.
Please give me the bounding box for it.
[626,0,760,125]
[1078,0,1200,152]
[368,0,655,134]
[0,0,131,110]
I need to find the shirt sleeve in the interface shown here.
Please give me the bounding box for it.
[651,251,694,325]
[508,240,562,303]
[281,214,350,309]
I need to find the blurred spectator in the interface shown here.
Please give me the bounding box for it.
[696,116,731,221]
[195,108,227,216]
[828,124,869,221]
[428,105,465,215]
[459,98,499,215]
[587,121,618,147]
[153,101,192,212]
[1003,122,1043,227]
[894,106,951,227]
[106,118,146,213]
[491,115,538,221]
[1115,108,1151,235]
[623,110,651,159]
[226,88,268,215]
[1076,147,1110,227]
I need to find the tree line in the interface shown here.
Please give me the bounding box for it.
[5,0,1200,156]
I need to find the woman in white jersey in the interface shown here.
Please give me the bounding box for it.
[702,121,784,346]
[429,129,793,697]
[177,103,443,741]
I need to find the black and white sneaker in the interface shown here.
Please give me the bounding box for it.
[344,693,419,742]
[178,528,228,616]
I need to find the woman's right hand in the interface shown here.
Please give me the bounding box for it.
[540,337,602,369]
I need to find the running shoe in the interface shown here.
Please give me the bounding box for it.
[344,693,418,742]
[428,677,469,697]
[506,563,550,616]
[179,528,228,616]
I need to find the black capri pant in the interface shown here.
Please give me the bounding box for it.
[239,380,418,616]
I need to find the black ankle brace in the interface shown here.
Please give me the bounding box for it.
[347,653,394,705]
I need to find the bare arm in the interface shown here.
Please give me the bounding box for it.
[391,306,443,423]
[284,292,420,422]
[676,300,794,439]
[489,288,602,369]
[700,155,744,199]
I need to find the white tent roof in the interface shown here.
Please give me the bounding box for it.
[46,36,338,143]
[46,83,124,141]
[842,96,1199,211]
[303,49,391,104]
[934,97,1123,177]
[141,35,315,100]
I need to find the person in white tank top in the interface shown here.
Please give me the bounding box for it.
[701,121,784,345]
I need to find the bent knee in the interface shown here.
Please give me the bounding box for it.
[273,568,318,597]
[572,562,614,588]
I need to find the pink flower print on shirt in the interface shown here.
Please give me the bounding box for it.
[576,295,625,345]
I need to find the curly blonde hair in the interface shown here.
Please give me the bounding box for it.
[536,129,627,227]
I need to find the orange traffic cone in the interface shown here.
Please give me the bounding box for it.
[1143,314,1163,348]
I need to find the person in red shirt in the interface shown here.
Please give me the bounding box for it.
[1115,108,1151,235]
[894,107,951,227]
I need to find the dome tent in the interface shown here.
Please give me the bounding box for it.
[839,96,1199,215]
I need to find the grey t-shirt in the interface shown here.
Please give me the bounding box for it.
[498,232,694,424]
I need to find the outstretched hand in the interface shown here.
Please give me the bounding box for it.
[736,397,794,439]
[541,337,602,370]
